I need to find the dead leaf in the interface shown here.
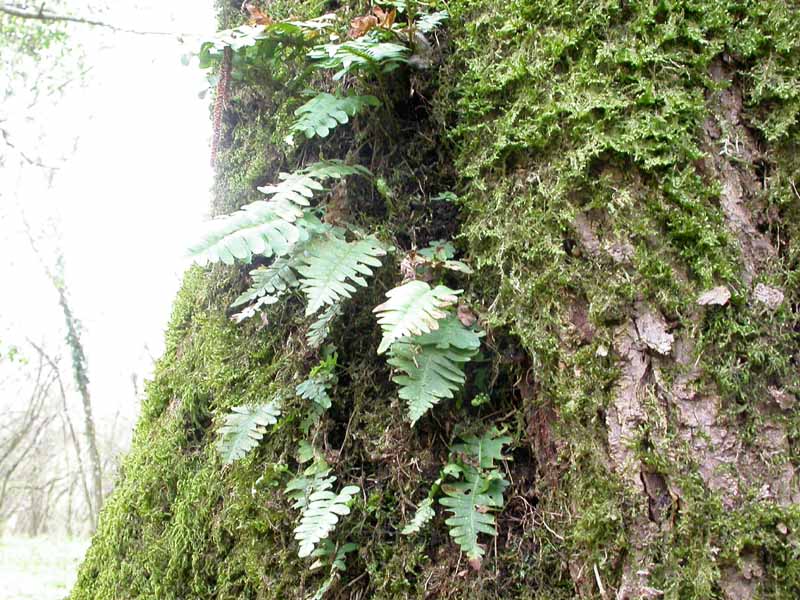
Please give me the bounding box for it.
[457,304,477,327]
[245,2,273,25]
[697,285,731,306]
[348,6,396,38]
[468,555,483,571]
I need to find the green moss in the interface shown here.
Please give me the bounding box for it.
[74,0,800,597]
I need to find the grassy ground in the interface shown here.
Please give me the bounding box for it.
[0,536,88,600]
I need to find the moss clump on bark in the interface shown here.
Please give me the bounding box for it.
[73,0,799,598]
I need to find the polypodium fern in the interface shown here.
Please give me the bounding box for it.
[308,36,409,80]
[216,402,281,465]
[298,235,387,316]
[189,202,305,265]
[291,93,380,139]
[439,467,507,561]
[257,161,370,208]
[388,337,476,424]
[439,430,510,562]
[306,304,341,348]
[400,497,435,535]
[373,281,461,354]
[231,257,301,309]
[294,484,360,557]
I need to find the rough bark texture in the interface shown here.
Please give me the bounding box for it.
[72,1,799,599]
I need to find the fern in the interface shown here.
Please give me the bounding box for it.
[416,10,449,34]
[259,160,371,208]
[216,402,281,465]
[400,497,435,535]
[294,484,360,557]
[189,202,305,265]
[308,541,358,600]
[286,462,336,511]
[307,304,341,348]
[451,428,512,469]
[308,36,409,80]
[298,236,386,316]
[439,431,510,561]
[388,343,468,424]
[296,355,336,410]
[292,93,380,139]
[231,258,301,308]
[438,467,507,560]
[373,281,461,354]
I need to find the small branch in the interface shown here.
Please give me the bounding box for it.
[0,3,192,37]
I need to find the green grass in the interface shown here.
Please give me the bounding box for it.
[0,536,88,600]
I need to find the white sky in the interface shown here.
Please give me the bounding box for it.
[0,1,217,424]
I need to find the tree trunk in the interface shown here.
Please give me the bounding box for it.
[72,1,799,599]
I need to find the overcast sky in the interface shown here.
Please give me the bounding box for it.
[0,2,217,423]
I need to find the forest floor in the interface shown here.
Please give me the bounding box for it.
[0,536,87,600]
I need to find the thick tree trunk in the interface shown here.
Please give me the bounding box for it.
[72,1,799,599]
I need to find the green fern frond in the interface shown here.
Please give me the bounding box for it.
[416,10,449,33]
[308,37,409,80]
[438,467,506,560]
[296,376,332,410]
[286,463,335,511]
[294,484,360,558]
[387,317,482,423]
[292,93,380,139]
[373,281,461,354]
[298,236,386,316]
[451,428,512,469]
[189,202,305,265]
[258,161,371,208]
[307,304,341,348]
[216,402,281,465]
[401,497,435,535]
[388,341,473,424]
[231,258,301,308]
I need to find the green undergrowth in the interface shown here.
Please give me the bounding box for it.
[73,0,799,598]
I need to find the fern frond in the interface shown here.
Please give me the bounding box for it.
[231,258,301,308]
[451,428,512,469]
[216,402,281,465]
[189,202,305,265]
[307,304,341,348]
[295,485,360,557]
[373,281,460,354]
[296,376,332,410]
[258,161,371,208]
[308,37,409,80]
[292,93,380,139]
[438,468,506,560]
[401,497,435,535]
[286,463,335,511]
[388,341,472,424]
[298,236,386,316]
[416,10,449,33]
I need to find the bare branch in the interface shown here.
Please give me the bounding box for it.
[0,3,192,37]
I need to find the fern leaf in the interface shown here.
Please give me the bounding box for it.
[388,341,473,424]
[373,281,460,354]
[189,202,304,265]
[296,377,332,410]
[292,93,380,139]
[412,315,483,351]
[298,236,386,316]
[295,485,360,557]
[231,258,301,308]
[216,402,281,464]
[416,10,449,33]
[286,463,335,511]
[308,37,409,80]
[438,468,505,560]
[452,428,512,469]
[307,304,341,348]
[258,161,371,207]
[401,497,435,535]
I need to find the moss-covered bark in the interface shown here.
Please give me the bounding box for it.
[72,0,799,598]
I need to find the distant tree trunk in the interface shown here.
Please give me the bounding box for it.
[55,286,104,530]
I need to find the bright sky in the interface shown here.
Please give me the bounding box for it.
[0,2,217,424]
